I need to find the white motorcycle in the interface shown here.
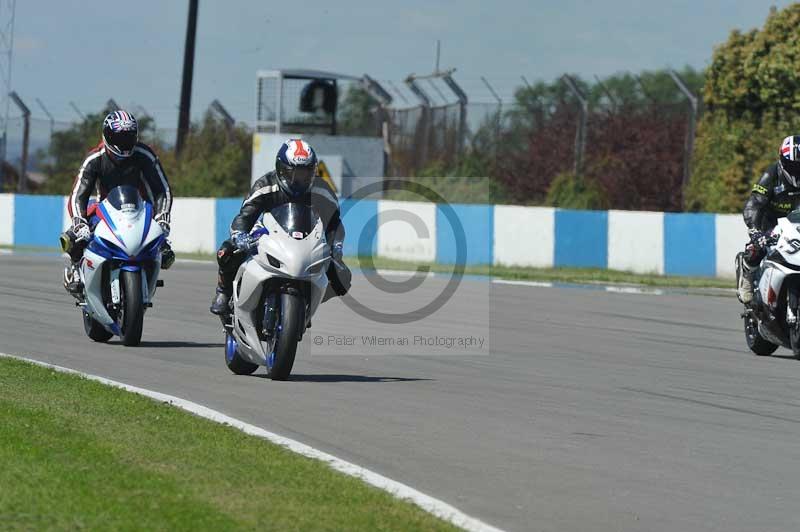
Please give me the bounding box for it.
[71,185,165,346]
[221,203,332,380]
[739,210,800,357]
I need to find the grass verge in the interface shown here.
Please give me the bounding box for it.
[0,357,456,531]
[1,244,734,289]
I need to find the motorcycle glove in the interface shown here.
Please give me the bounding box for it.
[72,219,91,242]
[749,228,768,250]
[331,241,344,262]
[157,220,171,237]
[233,232,254,253]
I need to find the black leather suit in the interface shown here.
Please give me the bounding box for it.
[743,162,800,266]
[216,171,350,296]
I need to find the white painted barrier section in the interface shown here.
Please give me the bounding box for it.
[169,198,216,253]
[61,196,72,231]
[493,205,554,267]
[716,214,747,278]
[608,210,664,274]
[377,200,436,262]
[0,193,13,245]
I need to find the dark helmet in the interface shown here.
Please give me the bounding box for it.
[779,135,800,187]
[102,110,138,159]
[275,139,317,197]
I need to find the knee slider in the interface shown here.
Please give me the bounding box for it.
[216,241,236,267]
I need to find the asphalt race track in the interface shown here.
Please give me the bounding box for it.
[4,253,800,532]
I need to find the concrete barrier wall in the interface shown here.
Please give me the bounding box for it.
[377,200,436,262]
[0,194,752,278]
[170,198,216,254]
[0,194,13,245]
[493,206,554,268]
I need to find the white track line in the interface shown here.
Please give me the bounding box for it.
[605,285,664,296]
[491,279,553,288]
[0,353,504,532]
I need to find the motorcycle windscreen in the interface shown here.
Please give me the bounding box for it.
[105,185,144,212]
[269,203,320,239]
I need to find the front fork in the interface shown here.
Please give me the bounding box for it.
[262,293,278,339]
[788,284,799,326]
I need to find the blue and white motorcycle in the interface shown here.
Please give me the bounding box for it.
[72,185,166,346]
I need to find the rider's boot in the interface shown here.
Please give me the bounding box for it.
[62,258,83,297]
[160,241,175,270]
[738,259,755,305]
[210,287,231,315]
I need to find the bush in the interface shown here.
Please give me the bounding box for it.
[546,172,609,210]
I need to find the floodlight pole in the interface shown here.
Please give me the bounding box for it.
[561,74,588,178]
[176,0,198,155]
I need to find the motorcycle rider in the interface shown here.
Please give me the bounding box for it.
[210,138,351,315]
[739,135,800,304]
[62,110,174,294]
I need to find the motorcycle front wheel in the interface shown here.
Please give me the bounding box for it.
[119,270,144,346]
[267,293,305,381]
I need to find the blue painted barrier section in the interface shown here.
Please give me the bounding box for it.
[13,195,63,247]
[214,198,242,248]
[340,198,378,257]
[664,212,716,276]
[1,193,740,278]
[554,209,608,268]
[435,203,494,265]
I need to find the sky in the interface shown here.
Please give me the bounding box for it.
[9,0,794,132]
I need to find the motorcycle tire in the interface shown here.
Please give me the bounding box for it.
[225,333,258,375]
[83,310,113,342]
[268,292,305,381]
[744,314,778,356]
[119,270,144,346]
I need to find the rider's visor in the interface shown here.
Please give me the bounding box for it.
[277,163,315,195]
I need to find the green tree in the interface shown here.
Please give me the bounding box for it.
[35,109,250,198]
[159,112,252,198]
[688,4,800,211]
[37,110,155,195]
[338,85,380,137]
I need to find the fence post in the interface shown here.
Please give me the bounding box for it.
[69,101,85,120]
[561,74,588,178]
[443,74,468,155]
[35,97,53,139]
[9,90,28,193]
[668,70,698,210]
[481,76,503,168]
[405,75,432,167]
[209,99,235,129]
